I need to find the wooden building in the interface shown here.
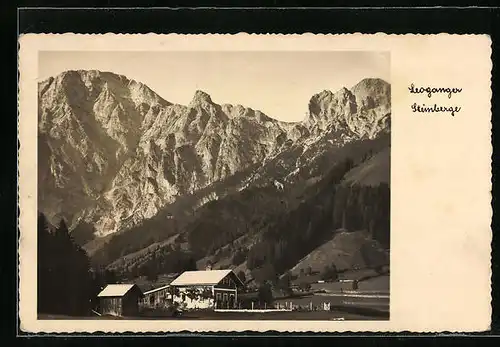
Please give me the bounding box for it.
[97,284,143,317]
[170,269,245,310]
[140,285,173,310]
[135,273,179,310]
[134,273,179,292]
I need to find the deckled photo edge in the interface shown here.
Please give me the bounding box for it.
[18,33,493,333]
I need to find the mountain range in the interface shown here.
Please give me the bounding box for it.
[38,69,390,283]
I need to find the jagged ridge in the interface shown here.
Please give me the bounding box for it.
[38,70,390,240]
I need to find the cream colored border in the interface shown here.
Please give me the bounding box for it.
[18,33,492,333]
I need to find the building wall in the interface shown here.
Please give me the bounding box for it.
[122,292,140,316]
[99,297,123,316]
[214,287,237,309]
[100,293,140,317]
[170,286,238,310]
[172,286,215,310]
[216,275,238,289]
[169,273,243,310]
[140,288,173,310]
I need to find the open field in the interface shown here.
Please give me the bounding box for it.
[274,293,388,316]
[39,279,389,322]
[39,293,389,321]
[39,308,386,321]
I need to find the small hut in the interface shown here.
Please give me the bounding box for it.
[97,284,143,317]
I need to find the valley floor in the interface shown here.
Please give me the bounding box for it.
[38,292,389,321]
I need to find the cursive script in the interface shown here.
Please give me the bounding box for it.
[411,103,461,117]
[408,83,462,99]
[409,83,462,117]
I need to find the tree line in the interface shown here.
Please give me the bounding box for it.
[37,212,118,316]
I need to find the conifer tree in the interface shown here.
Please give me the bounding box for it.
[37,214,93,316]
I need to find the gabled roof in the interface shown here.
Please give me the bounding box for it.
[170,269,243,286]
[97,284,142,297]
[134,275,177,293]
[143,285,171,296]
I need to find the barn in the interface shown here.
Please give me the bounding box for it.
[97,284,143,317]
[170,269,245,310]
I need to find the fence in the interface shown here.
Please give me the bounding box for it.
[222,300,333,312]
[278,301,332,311]
[214,308,292,313]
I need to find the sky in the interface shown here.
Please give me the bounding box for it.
[39,51,390,122]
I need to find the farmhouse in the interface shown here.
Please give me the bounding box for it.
[170,269,245,310]
[97,284,143,317]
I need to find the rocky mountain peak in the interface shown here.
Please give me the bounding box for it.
[351,78,390,110]
[39,69,170,108]
[304,79,390,138]
[352,77,389,91]
[307,87,355,114]
[37,69,173,227]
[306,86,356,130]
[189,90,213,107]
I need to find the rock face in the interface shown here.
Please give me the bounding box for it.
[38,70,170,229]
[38,70,390,238]
[306,78,391,138]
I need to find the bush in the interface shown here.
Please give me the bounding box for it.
[258,283,273,305]
[320,263,338,281]
[278,272,292,294]
[299,282,311,292]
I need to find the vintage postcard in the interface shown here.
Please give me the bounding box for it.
[18,33,492,333]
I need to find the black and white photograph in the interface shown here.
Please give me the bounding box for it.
[35,50,391,321]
